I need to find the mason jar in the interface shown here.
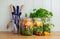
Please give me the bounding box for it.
[19,17,24,35]
[21,18,33,36]
[33,18,43,36]
[43,18,51,36]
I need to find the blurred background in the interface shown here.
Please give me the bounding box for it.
[0,0,60,31]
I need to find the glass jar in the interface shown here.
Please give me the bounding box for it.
[33,18,43,36]
[43,18,51,36]
[19,18,23,35]
[22,18,33,36]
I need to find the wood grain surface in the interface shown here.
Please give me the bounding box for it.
[0,32,60,39]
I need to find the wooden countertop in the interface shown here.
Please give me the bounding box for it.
[0,32,60,39]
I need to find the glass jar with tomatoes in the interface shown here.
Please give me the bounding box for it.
[22,18,33,36]
[33,18,43,36]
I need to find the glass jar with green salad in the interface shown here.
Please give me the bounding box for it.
[43,18,51,36]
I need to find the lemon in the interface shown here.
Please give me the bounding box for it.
[44,31,50,36]
[39,22,43,26]
[36,21,43,26]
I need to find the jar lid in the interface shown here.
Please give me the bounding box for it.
[33,18,41,21]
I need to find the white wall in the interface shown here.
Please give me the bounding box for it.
[0,0,60,31]
[51,0,60,31]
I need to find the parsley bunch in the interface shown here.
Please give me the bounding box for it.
[30,8,53,18]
